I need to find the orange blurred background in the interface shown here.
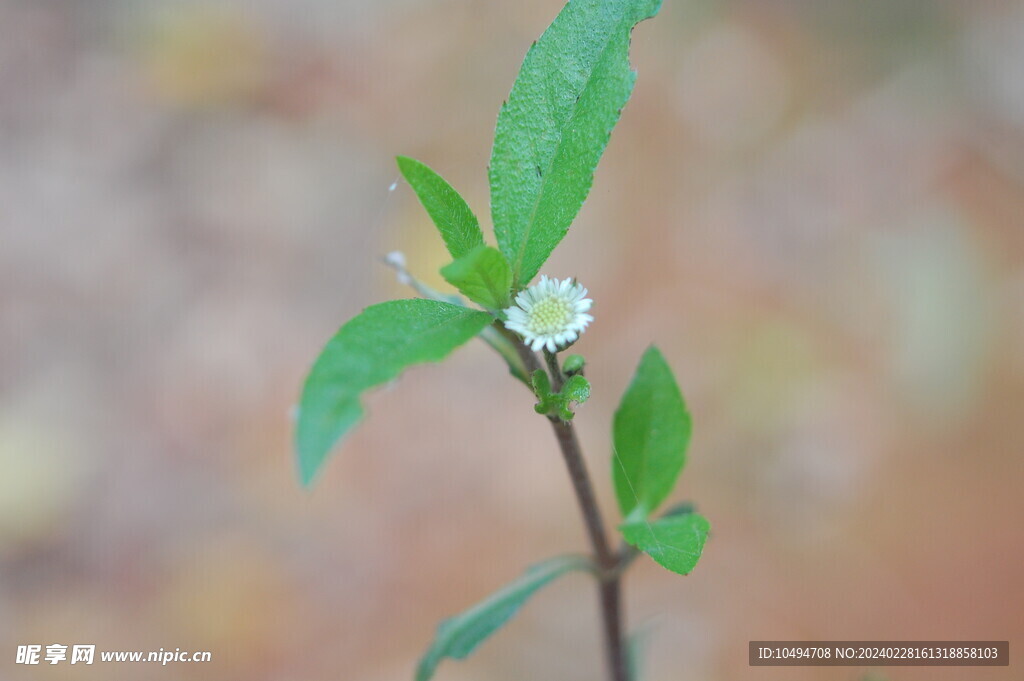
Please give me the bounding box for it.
[1,1,1022,680]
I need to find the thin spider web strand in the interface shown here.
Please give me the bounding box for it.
[611,441,667,555]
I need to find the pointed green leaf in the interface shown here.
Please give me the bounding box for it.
[558,374,591,420]
[397,156,485,258]
[440,245,513,310]
[490,0,662,287]
[416,555,591,681]
[612,346,691,517]
[620,513,709,575]
[295,300,492,486]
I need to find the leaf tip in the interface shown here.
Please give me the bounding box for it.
[395,154,415,173]
[295,457,317,489]
[294,435,325,489]
[414,657,435,681]
[640,343,672,370]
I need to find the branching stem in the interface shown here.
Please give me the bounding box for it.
[506,334,630,681]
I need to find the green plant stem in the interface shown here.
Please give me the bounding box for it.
[507,334,629,681]
[480,326,531,385]
[544,347,566,390]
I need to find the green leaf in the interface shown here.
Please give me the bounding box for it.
[295,300,492,486]
[531,369,554,415]
[530,371,590,420]
[440,245,513,310]
[490,0,662,287]
[397,156,485,259]
[660,501,696,519]
[416,555,591,681]
[612,346,691,518]
[620,513,709,575]
[559,374,591,420]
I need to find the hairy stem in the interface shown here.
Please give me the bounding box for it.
[506,334,629,681]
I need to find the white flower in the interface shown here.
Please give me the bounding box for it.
[503,276,593,353]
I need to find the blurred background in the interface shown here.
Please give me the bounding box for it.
[1,0,1022,679]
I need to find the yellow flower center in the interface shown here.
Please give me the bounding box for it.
[527,297,574,335]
